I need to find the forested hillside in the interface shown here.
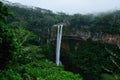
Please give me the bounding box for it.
[7,3,120,44]
[0,1,120,80]
[0,1,83,80]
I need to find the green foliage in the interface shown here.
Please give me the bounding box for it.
[0,69,22,80]
[19,60,81,80]
[61,40,108,80]
[41,45,55,61]
[0,2,11,23]
[6,4,120,50]
[0,2,19,69]
[0,48,83,80]
[101,44,120,80]
[1,2,120,80]
[44,39,118,80]
[0,23,19,69]
[104,45,120,72]
[13,27,35,46]
[90,12,120,34]
[0,24,82,80]
[18,45,44,64]
[101,74,120,80]
[25,61,82,80]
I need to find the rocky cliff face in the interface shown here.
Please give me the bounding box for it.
[50,27,120,44]
[59,31,120,50]
[76,31,120,44]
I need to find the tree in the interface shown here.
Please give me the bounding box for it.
[102,44,120,80]
[0,2,11,23]
[0,2,19,69]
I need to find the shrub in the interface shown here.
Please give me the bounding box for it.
[0,25,19,69]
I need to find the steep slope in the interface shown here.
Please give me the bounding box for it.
[1,0,120,44]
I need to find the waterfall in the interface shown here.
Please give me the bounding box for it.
[56,24,63,66]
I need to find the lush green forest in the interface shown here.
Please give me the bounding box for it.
[0,1,120,80]
[0,2,83,80]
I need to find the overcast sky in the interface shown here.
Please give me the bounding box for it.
[7,0,120,14]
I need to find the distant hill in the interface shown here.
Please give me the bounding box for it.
[2,0,120,44]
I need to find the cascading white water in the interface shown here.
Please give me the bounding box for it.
[56,24,63,66]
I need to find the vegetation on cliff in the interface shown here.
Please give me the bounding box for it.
[0,1,120,80]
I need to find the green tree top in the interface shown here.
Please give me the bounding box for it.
[0,2,11,23]
[0,2,19,69]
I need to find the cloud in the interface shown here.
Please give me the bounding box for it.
[8,0,120,14]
